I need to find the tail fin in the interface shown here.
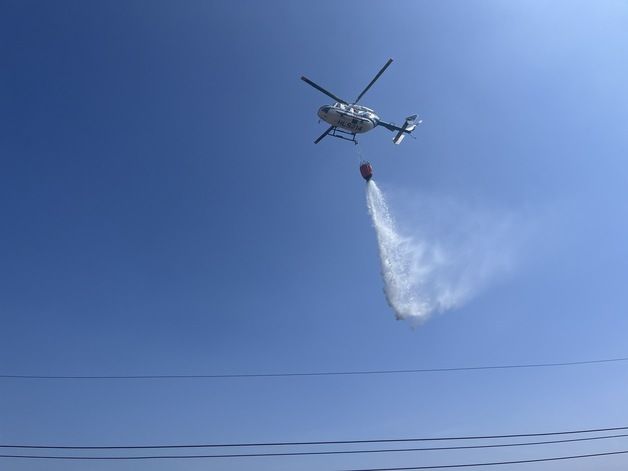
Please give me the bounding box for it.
[392,115,419,145]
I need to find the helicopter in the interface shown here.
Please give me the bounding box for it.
[301,58,420,145]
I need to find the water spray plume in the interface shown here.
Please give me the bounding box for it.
[366,180,516,325]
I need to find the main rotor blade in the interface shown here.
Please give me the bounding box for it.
[353,58,393,104]
[301,76,348,104]
[314,126,335,144]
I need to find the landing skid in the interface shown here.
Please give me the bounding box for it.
[313,125,358,145]
[329,127,358,145]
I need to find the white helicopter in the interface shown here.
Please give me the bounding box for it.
[301,58,420,145]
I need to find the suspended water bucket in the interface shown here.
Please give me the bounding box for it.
[359,161,373,181]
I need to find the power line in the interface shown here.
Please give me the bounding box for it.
[1,356,627,380]
[1,433,628,459]
[3,425,628,450]
[337,449,628,470]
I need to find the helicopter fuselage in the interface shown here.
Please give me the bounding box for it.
[317,103,378,134]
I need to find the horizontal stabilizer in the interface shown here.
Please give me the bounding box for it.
[393,115,419,145]
[393,132,407,145]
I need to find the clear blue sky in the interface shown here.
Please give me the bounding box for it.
[2,1,628,470]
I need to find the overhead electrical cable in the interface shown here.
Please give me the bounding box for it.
[336,449,628,470]
[1,356,627,380]
[3,451,628,463]
[1,433,628,459]
[3,425,628,450]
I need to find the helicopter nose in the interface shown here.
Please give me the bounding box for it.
[317,106,330,119]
